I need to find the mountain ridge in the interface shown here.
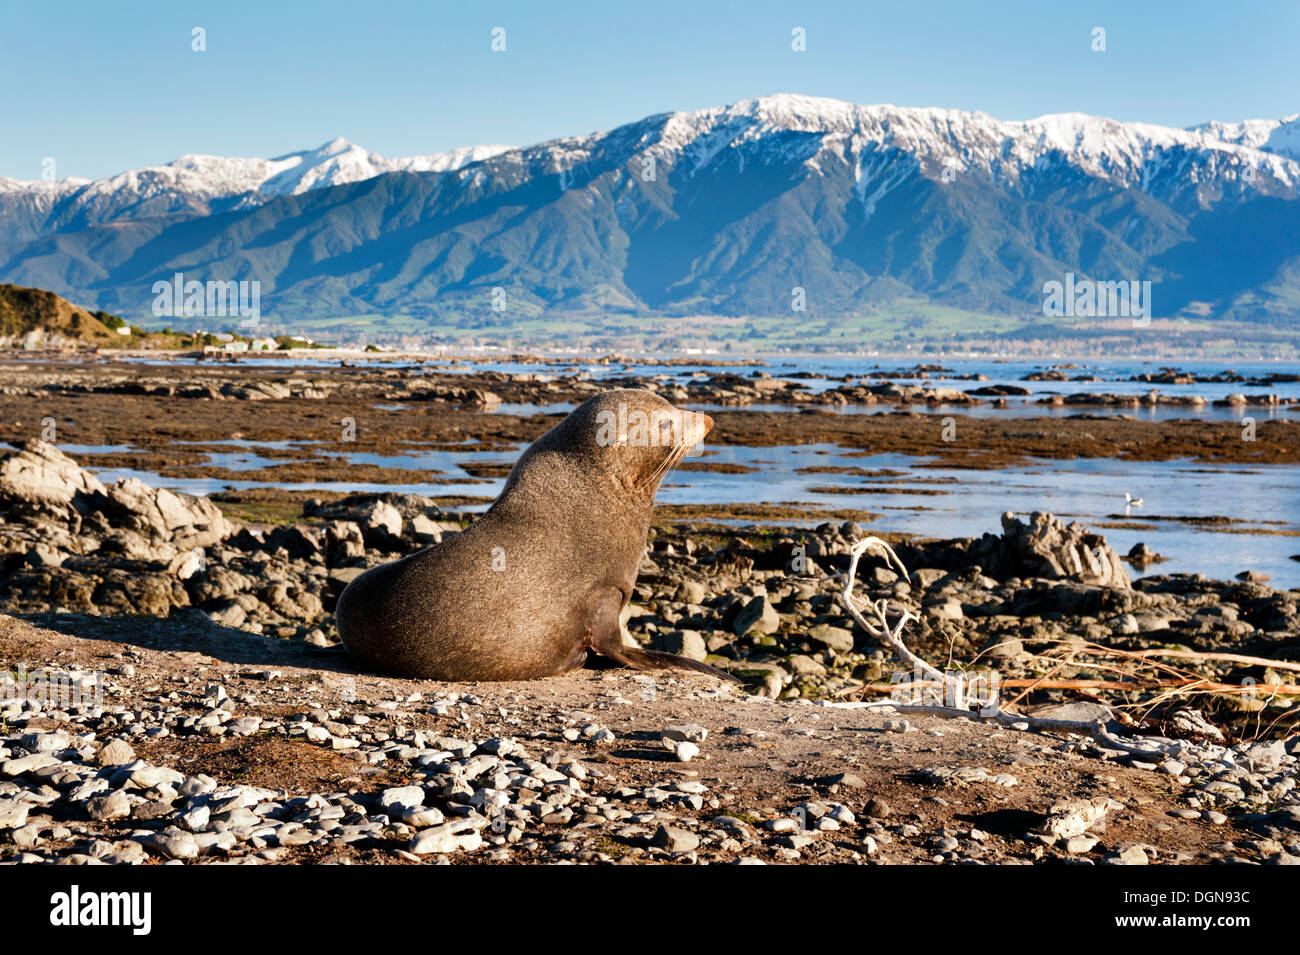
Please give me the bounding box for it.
[1,95,1297,333]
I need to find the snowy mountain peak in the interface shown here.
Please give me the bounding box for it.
[1,97,1296,248]
[1187,114,1300,161]
[624,95,1300,205]
[0,139,515,206]
[310,137,358,156]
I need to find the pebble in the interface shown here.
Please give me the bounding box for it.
[662,723,708,743]
[865,797,891,819]
[1108,845,1149,866]
[1064,835,1099,854]
[380,785,426,812]
[86,791,131,821]
[668,741,699,762]
[1,594,1294,871]
[409,821,485,855]
[137,830,200,860]
[0,799,31,828]
[653,825,700,853]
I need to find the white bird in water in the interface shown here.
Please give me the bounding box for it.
[1125,492,1144,508]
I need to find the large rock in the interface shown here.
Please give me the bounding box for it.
[0,440,105,509]
[0,441,229,549]
[972,512,1130,589]
[732,594,780,637]
[0,442,236,619]
[101,478,229,548]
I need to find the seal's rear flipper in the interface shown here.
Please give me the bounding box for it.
[598,643,744,684]
[582,587,742,683]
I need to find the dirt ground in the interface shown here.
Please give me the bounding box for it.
[0,612,1258,865]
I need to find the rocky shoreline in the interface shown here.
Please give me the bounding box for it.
[4,439,1298,702]
[4,355,1300,414]
[2,353,1299,865]
[2,437,1299,864]
[2,612,1298,866]
[3,359,1299,489]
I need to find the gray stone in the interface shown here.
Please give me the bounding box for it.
[732,595,780,637]
[94,738,136,767]
[380,785,426,812]
[0,753,59,777]
[0,798,31,829]
[662,630,707,662]
[1108,844,1149,865]
[675,580,707,605]
[662,723,708,743]
[86,791,131,821]
[652,825,700,852]
[136,830,200,860]
[807,624,854,654]
[408,820,484,855]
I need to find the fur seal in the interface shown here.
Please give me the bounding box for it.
[336,388,739,683]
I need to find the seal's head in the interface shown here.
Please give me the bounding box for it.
[504,388,712,507]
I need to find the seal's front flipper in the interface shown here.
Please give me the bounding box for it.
[585,590,742,683]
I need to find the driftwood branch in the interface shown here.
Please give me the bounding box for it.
[841,677,1300,696]
[826,537,1177,758]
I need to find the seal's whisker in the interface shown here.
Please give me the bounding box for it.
[650,436,693,487]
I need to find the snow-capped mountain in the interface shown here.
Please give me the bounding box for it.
[0,138,513,243]
[1,95,1297,326]
[1188,114,1300,162]
[5,95,1295,237]
[586,94,1299,217]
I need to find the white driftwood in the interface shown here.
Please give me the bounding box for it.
[826,537,1174,758]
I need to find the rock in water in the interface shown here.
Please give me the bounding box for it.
[973,512,1131,588]
[0,440,229,547]
[0,439,106,510]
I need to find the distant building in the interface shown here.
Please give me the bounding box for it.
[114,326,131,336]
[251,337,279,351]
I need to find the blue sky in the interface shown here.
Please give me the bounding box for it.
[2,0,1296,181]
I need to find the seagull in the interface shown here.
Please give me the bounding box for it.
[1125,492,1144,508]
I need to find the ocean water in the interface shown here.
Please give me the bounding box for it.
[67,439,1300,589]
[121,353,1300,416]
[19,353,1300,587]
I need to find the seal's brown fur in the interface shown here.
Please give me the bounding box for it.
[336,389,738,682]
